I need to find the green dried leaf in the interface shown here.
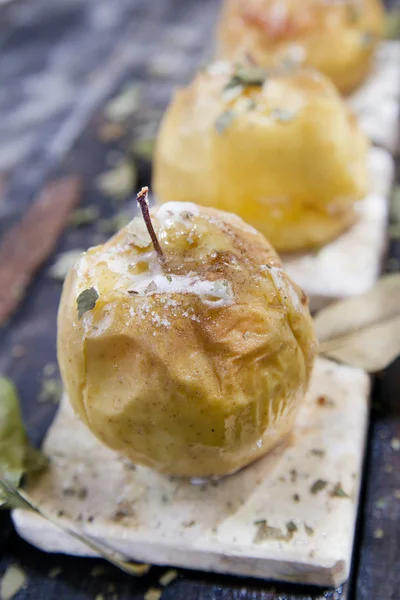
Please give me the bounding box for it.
[96,160,137,201]
[386,10,400,40]
[68,206,100,228]
[226,65,267,89]
[0,377,48,491]
[0,564,27,600]
[215,110,235,134]
[316,274,400,372]
[77,288,99,320]
[310,479,327,495]
[390,186,400,223]
[253,520,295,543]
[104,83,143,122]
[330,483,349,498]
[48,250,84,282]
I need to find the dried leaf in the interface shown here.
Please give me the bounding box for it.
[330,483,349,498]
[386,10,400,39]
[104,83,142,122]
[0,377,48,492]
[0,564,27,600]
[391,185,400,223]
[48,250,84,282]
[254,520,294,543]
[215,110,235,134]
[0,176,81,325]
[77,288,99,320]
[68,206,100,228]
[144,589,162,600]
[226,65,267,89]
[159,569,178,587]
[316,274,400,372]
[97,160,137,201]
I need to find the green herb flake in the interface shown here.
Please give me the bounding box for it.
[305,524,314,536]
[215,110,235,134]
[68,205,100,228]
[375,497,386,510]
[286,520,298,533]
[166,275,172,283]
[391,186,400,223]
[310,449,325,458]
[310,479,328,495]
[77,288,99,320]
[386,11,400,40]
[0,564,27,600]
[330,483,349,498]
[226,65,267,89]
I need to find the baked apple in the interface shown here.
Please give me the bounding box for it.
[153,62,368,253]
[57,192,316,478]
[217,0,385,95]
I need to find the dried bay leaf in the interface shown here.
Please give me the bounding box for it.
[315,274,400,372]
[77,288,99,320]
[0,377,48,491]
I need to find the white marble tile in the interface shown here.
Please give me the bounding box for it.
[13,358,370,587]
[349,41,400,154]
[283,147,394,312]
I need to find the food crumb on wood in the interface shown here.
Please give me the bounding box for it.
[48,567,63,579]
[159,569,179,587]
[0,564,27,600]
[144,588,162,600]
[373,528,384,539]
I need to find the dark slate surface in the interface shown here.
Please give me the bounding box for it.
[0,0,399,599]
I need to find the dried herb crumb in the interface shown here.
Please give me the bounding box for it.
[316,395,335,407]
[182,520,196,528]
[330,483,349,499]
[91,565,108,577]
[159,569,179,587]
[310,479,328,494]
[286,521,298,533]
[144,588,162,600]
[310,449,325,458]
[293,493,300,503]
[77,288,99,320]
[290,469,297,483]
[373,528,384,539]
[305,524,314,536]
[375,497,386,509]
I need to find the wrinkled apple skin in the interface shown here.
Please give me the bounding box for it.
[58,203,316,477]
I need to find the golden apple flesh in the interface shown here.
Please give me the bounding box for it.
[58,202,316,478]
[217,0,385,95]
[153,62,369,253]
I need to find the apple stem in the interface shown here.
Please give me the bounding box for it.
[136,187,165,265]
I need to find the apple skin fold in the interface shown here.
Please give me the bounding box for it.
[57,203,316,478]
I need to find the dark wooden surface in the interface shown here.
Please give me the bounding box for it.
[0,1,399,599]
